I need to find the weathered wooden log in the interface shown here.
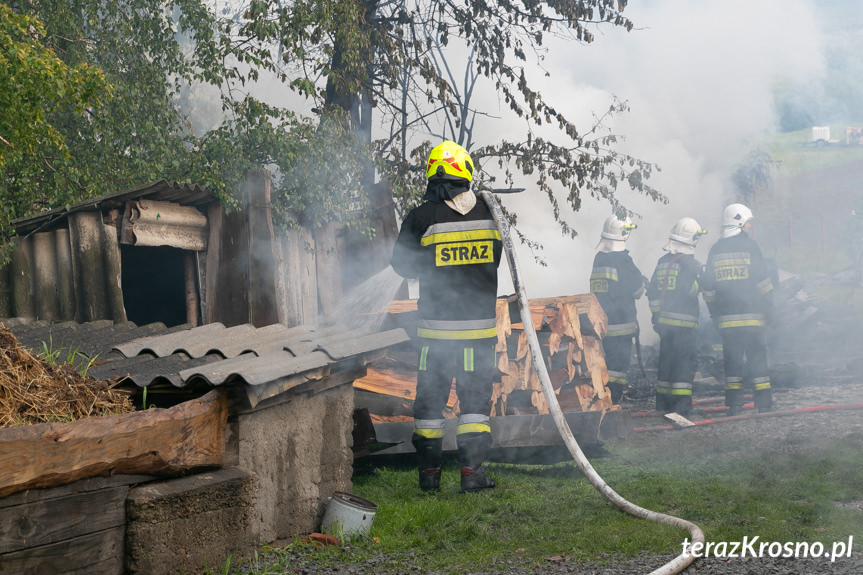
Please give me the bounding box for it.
[0,389,227,498]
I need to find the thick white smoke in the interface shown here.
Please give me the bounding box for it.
[489,0,826,342]
[197,0,836,345]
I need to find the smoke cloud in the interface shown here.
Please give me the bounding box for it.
[198,0,863,346]
[489,0,831,342]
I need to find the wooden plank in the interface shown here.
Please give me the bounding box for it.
[0,485,127,553]
[386,300,418,314]
[0,474,153,510]
[495,297,512,346]
[0,390,226,498]
[582,336,609,399]
[246,169,281,327]
[314,221,343,316]
[0,526,124,575]
[205,200,251,327]
[184,251,200,327]
[354,366,418,399]
[664,412,696,428]
[354,389,413,418]
[275,227,318,327]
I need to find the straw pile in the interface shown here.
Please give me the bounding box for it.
[0,325,135,428]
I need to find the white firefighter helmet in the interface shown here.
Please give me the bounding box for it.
[721,203,753,238]
[597,215,636,252]
[664,217,706,254]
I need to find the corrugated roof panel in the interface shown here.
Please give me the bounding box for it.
[318,328,410,360]
[177,323,262,358]
[241,350,332,385]
[129,199,209,251]
[282,340,319,356]
[4,319,189,361]
[74,322,192,358]
[215,323,310,357]
[137,353,226,388]
[113,322,228,358]
[178,349,329,386]
[3,319,412,397]
[10,181,215,237]
[178,350,279,386]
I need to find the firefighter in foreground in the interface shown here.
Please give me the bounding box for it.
[390,141,503,493]
[647,217,707,415]
[590,214,646,405]
[701,203,774,415]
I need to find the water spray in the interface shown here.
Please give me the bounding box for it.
[479,188,704,575]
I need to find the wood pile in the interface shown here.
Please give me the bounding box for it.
[354,293,616,423]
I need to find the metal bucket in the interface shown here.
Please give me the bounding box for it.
[320,492,378,540]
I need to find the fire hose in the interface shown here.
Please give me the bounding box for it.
[632,402,863,432]
[480,189,704,575]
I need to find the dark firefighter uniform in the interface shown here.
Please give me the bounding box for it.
[391,144,502,492]
[647,252,702,414]
[701,231,774,414]
[590,250,645,404]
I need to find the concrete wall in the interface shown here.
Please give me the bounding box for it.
[126,468,258,575]
[237,384,355,542]
[125,383,355,574]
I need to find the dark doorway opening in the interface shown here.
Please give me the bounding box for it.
[121,245,189,327]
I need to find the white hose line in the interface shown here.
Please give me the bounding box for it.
[480,191,704,575]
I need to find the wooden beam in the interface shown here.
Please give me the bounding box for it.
[246,169,280,327]
[0,390,227,499]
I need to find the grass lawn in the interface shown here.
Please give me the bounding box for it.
[343,435,862,573]
[218,424,862,574]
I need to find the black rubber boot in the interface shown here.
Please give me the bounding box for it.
[419,467,442,492]
[754,388,773,413]
[607,382,624,404]
[725,389,744,416]
[460,466,495,492]
[412,434,443,492]
[673,395,693,416]
[457,431,494,492]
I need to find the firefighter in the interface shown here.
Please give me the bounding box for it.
[590,214,646,405]
[390,140,503,493]
[701,203,774,415]
[647,217,707,415]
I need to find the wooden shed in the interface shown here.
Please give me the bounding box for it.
[0,172,399,330]
[0,173,406,574]
[0,318,409,575]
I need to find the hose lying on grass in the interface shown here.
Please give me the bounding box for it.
[480,189,704,575]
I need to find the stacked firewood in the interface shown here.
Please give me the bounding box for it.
[354,293,616,422]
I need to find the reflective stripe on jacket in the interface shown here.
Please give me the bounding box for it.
[647,252,702,330]
[590,249,644,327]
[701,232,773,328]
[391,196,503,341]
